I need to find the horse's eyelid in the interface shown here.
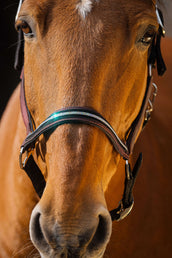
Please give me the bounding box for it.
[15,21,21,31]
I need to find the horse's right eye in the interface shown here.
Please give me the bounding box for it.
[140,27,156,46]
[16,20,34,38]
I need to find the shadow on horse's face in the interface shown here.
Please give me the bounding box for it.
[16,0,158,257]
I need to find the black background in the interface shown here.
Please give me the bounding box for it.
[0,0,20,117]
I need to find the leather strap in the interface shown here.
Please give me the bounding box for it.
[110,153,142,221]
[20,107,129,160]
[14,28,24,71]
[20,69,34,134]
[126,73,152,153]
[23,155,46,198]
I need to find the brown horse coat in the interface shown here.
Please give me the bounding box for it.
[0,1,171,257]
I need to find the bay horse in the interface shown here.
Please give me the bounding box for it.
[0,0,169,257]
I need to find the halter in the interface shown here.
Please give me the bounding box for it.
[15,2,166,221]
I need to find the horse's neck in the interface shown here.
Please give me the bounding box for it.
[0,85,37,256]
[0,85,23,176]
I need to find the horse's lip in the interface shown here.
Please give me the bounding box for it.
[39,249,105,258]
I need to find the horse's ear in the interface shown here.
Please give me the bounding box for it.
[14,28,24,71]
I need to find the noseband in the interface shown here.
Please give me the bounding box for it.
[16,3,166,221]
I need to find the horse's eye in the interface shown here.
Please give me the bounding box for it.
[21,21,32,34]
[16,20,34,38]
[140,28,156,45]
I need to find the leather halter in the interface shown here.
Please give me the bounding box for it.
[16,3,166,221]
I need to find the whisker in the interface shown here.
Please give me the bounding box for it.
[3,3,18,10]
[8,39,24,49]
[27,247,40,258]
[12,239,34,257]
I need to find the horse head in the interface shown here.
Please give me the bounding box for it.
[15,0,165,257]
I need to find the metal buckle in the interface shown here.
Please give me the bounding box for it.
[116,200,134,221]
[19,147,30,169]
[145,82,158,122]
[125,160,131,180]
[149,64,152,77]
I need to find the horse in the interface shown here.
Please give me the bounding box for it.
[0,0,169,257]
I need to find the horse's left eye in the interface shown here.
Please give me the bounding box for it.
[16,20,34,38]
[140,28,156,45]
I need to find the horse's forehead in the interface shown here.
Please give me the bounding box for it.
[21,0,155,20]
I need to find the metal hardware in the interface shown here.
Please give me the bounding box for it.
[125,160,131,180]
[144,82,158,122]
[19,147,29,169]
[148,64,152,77]
[116,200,134,221]
[151,83,158,103]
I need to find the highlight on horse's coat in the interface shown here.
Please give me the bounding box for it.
[0,0,171,257]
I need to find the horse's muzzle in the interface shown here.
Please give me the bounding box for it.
[29,203,112,257]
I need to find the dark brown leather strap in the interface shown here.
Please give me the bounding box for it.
[20,69,33,134]
[20,106,130,160]
[126,73,152,154]
[24,155,46,198]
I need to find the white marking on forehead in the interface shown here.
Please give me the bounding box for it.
[76,0,97,19]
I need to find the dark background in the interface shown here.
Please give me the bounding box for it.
[0,0,20,117]
[0,1,171,118]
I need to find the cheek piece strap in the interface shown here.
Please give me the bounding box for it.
[15,3,166,221]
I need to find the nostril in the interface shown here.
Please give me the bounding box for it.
[94,215,108,244]
[60,251,67,258]
[88,214,112,252]
[30,210,49,253]
[31,212,44,242]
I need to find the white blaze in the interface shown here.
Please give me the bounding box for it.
[76,0,94,19]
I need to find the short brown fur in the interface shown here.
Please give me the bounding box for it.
[0,0,171,257]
